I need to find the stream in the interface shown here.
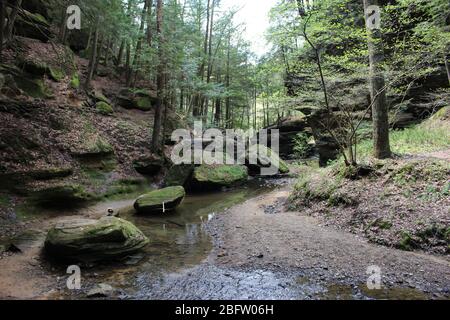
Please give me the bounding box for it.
[0,176,443,300]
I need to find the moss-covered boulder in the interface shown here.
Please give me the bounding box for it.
[33,184,93,206]
[133,157,164,175]
[192,165,248,188]
[165,164,195,187]
[94,91,111,104]
[15,10,51,42]
[116,88,157,111]
[20,60,64,82]
[96,102,114,116]
[134,186,186,214]
[244,145,290,176]
[44,217,149,262]
[135,96,153,111]
[12,74,51,98]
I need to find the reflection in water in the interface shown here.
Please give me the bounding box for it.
[98,180,277,284]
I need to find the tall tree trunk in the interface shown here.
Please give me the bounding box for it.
[59,1,69,43]
[0,1,5,62]
[132,0,149,86]
[117,39,125,66]
[152,0,165,153]
[214,72,221,125]
[225,33,231,129]
[104,37,112,66]
[85,21,99,89]
[193,0,211,117]
[93,34,103,75]
[6,0,23,41]
[445,54,450,86]
[146,0,153,46]
[363,0,391,159]
[125,42,131,85]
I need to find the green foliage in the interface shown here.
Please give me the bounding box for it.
[96,102,114,116]
[70,73,80,89]
[357,121,450,158]
[293,133,312,159]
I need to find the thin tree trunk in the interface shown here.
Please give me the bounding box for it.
[193,0,211,117]
[225,33,232,129]
[93,34,103,75]
[125,42,131,85]
[132,0,149,86]
[6,0,23,40]
[104,37,112,66]
[85,21,99,89]
[214,72,221,125]
[445,54,450,86]
[146,0,153,46]
[0,1,5,62]
[85,28,93,52]
[363,0,391,159]
[152,0,165,153]
[204,0,216,119]
[117,39,125,66]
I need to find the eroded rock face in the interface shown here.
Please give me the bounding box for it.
[192,165,248,188]
[33,184,93,206]
[44,217,149,262]
[133,157,164,175]
[134,186,186,214]
[165,164,195,187]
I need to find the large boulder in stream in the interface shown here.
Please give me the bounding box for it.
[44,217,149,262]
[134,186,186,214]
[192,165,248,189]
[243,145,290,176]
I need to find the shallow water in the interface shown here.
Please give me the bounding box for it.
[1,176,437,300]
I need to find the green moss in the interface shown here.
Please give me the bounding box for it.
[33,184,94,206]
[135,97,153,111]
[94,91,111,104]
[136,186,186,207]
[193,165,248,187]
[45,217,149,262]
[397,231,417,251]
[96,101,114,116]
[0,194,10,207]
[134,186,186,213]
[48,67,65,82]
[288,166,356,208]
[102,179,147,199]
[430,106,449,121]
[14,76,52,98]
[70,73,80,88]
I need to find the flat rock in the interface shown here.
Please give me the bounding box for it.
[44,217,149,262]
[134,186,186,214]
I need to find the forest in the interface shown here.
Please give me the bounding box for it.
[0,0,449,302]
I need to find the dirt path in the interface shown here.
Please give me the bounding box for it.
[205,187,449,296]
